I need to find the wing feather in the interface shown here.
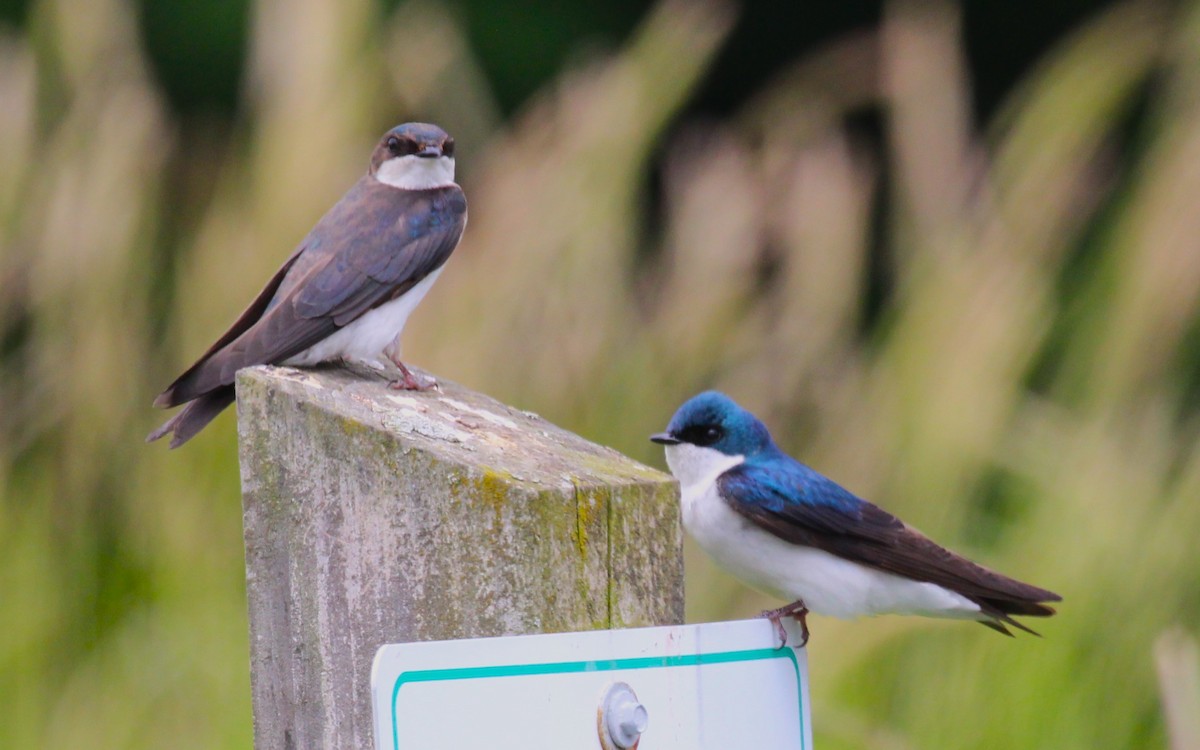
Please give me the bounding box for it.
[718,459,1061,613]
[152,250,304,408]
[156,180,466,405]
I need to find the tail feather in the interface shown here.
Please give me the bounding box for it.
[979,619,1016,637]
[991,599,1058,618]
[146,386,236,448]
[975,595,1058,637]
[985,613,1042,637]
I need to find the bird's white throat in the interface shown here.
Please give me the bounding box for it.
[663,443,745,492]
[375,155,456,190]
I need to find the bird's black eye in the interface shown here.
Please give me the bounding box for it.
[386,136,417,156]
[681,424,723,447]
[442,138,455,157]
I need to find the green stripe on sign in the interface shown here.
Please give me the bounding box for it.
[389,647,806,749]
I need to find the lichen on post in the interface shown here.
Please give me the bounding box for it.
[235,363,682,750]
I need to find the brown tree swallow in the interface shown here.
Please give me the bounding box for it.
[148,123,467,448]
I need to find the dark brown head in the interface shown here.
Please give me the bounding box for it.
[369,123,456,190]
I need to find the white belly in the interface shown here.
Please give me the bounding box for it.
[284,267,443,367]
[670,448,981,620]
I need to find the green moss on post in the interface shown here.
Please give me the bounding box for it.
[235,364,682,750]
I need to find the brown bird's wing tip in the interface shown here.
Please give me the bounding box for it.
[146,386,236,449]
[145,416,193,449]
[146,422,172,443]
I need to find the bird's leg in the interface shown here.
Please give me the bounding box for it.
[794,607,810,647]
[760,600,810,649]
[765,613,789,649]
[384,348,436,391]
[387,359,422,390]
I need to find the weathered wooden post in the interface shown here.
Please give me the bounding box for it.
[235,364,683,750]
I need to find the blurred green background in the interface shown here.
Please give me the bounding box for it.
[2,0,1199,747]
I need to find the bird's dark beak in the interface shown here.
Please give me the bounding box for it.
[416,145,441,158]
[650,432,680,445]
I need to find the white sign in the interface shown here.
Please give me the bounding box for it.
[371,618,812,750]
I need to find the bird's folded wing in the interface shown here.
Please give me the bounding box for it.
[718,462,1060,604]
[292,188,467,326]
[152,251,304,408]
[160,184,466,403]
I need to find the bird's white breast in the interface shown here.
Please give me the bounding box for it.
[374,155,456,190]
[664,444,981,620]
[284,266,444,367]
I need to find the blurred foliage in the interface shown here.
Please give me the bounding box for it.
[0,0,1127,122]
[1155,628,1200,750]
[1,0,1198,748]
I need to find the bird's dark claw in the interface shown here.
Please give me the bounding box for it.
[765,612,789,649]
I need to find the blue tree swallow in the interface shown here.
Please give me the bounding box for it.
[148,123,467,448]
[651,391,1060,646]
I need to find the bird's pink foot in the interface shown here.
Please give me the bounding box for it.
[386,358,437,391]
[760,600,810,649]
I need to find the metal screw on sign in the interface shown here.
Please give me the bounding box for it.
[597,682,649,750]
